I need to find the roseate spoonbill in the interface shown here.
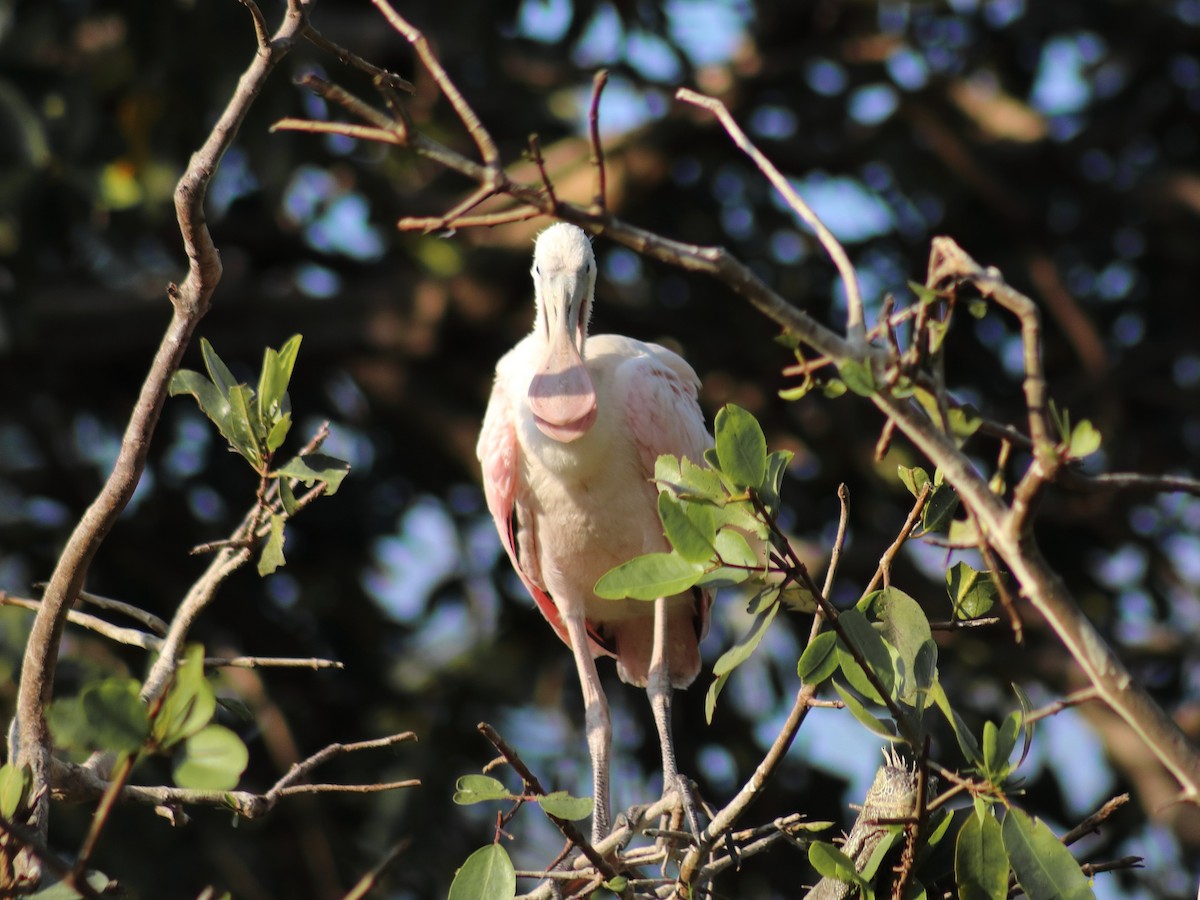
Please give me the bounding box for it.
[477,223,712,844]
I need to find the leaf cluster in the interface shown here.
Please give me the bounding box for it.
[46,644,249,792]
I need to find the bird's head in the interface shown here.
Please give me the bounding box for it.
[528,223,598,443]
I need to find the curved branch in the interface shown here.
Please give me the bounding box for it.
[7,0,314,857]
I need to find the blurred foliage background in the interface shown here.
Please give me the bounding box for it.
[1,0,1199,897]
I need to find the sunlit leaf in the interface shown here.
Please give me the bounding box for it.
[447,844,515,900]
[536,791,593,821]
[947,562,999,620]
[169,370,233,444]
[838,358,877,397]
[658,493,716,562]
[257,513,286,576]
[266,412,292,453]
[153,643,216,749]
[172,724,249,791]
[714,528,758,570]
[705,671,730,725]
[0,763,30,819]
[866,588,937,707]
[760,448,794,511]
[48,678,150,755]
[779,582,817,613]
[201,337,240,399]
[897,465,930,498]
[956,807,1008,900]
[595,551,706,600]
[821,379,847,399]
[226,384,264,468]
[714,404,767,490]
[453,775,512,805]
[1001,808,1093,900]
[257,334,302,424]
[278,476,299,516]
[1068,420,1102,458]
[274,453,351,496]
[808,840,867,887]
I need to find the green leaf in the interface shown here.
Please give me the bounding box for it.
[447,844,516,900]
[760,448,794,511]
[796,631,838,685]
[274,453,351,496]
[656,454,726,503]
[704,671,730,725]
[834,681,899,740]
[201,338,240,398]
[658,493,716,562]
[808,840,867,887]
[966,297,988,319]
[266,412,292,453]
[866,588,937,707]
[714,404,767,490]
[226,383,264,468]
[169,369,234,441]
[947,405,983,441]
[153,644,216,749]
[955,808,1009,900]
[861,825,905,880]
[711,595,780,678]
[932,681,981,765]
[836,608,895,703]
[258,513,287,576]
[821,379,848,399]
[838,358,877,397]
[536,791,593,821]
[594,551,705,601]
[172,724,249,791]
[779,582,818,612]
[897,465,930,498]
[982,712,1021,780]
[48,678,150,754]
[278,476,299,516]
[922,481,960,533]
[453,775,513,805]
[602,875,628,892]
[1068,420,1102,458]
[0,763,30,819]
[947,562,999,620]
[1001,808,1094,900]
[257,334,302,424]
[714,528,759,570]
[1013,683,1035,768]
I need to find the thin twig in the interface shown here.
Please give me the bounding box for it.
[371,0,500,173]
[1060,793,1129,847]
[0,812,104,900]
[1024,687,1100,726]
[675,88,866,346]
[527,134,558,211]
[864,482,932,596]
[271,117,404,144]
[588,70,609,215]
[341,840,411,900]
[476,723,618,884]
[397,207,543,231]
[303,26,415,93]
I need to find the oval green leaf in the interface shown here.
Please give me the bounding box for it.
[1001,808,1093,900]
[714,404,767,490]
[658,493,716,562]
[955,808,1008,900]
[172,724,249,791]
[797,631,838,685]
[536,791,593,821]
[453,774,512,805]
[594,551,705,601]
[447,844,516,900]
[712,597,779,678]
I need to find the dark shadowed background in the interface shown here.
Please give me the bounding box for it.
[1,1,1199,897]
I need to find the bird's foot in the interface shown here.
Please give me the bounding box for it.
[652,773,706,858]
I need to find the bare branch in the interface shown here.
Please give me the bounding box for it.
[8,0,314,857]
[588,70,609,215]
[676,87,867,345]
[370,0,499,173]
[303,25,415,94]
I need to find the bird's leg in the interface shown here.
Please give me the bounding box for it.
[561,612,612,845]
[647,596,702,841]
